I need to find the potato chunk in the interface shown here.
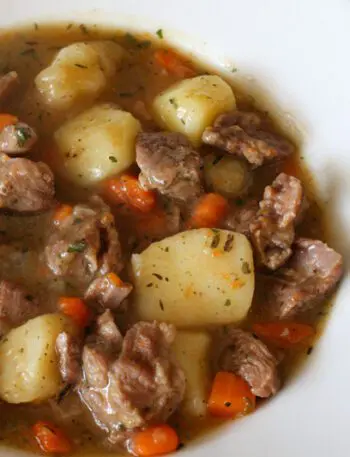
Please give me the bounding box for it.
[35,41,123,110]
[0,314,76,404]
[153,75,236,146]
[54,104,141,186]
[173,331,212,417]
[131,229,254,327]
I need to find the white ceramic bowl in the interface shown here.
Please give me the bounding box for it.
[1,0,349,456]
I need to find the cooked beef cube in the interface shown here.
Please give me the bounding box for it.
[45,197,123,286]
[56,331,82,384]
[264,238,343,319]
[216,327,280,397]
[0,155,55,213]
[250,173,306,270]
[202,111,294,167]
[223,199,259,236]
[85,274,132,311]
[94,310,123,353]
[0,122,38,154]
[0,279,39,335]
[0,72,19,104]
[78,321,185,434]
[136,132,203,201]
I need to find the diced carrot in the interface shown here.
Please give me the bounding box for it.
[208,372,256,418]
[154,49,196,78]
[104,174,157,213]
[130,424,180,457]
[53,204,73,225]
[252,322,315,348]
[32,421,72,454]
[134,208,168,238]
[0,114,18,131]
[188,193,229,229]
[58,296,91,328]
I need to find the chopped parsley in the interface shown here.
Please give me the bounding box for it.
[159,299,165,311]
[15,126,32,147]
[212,155,224,165]
[109,156,118,163]
[224,401,232,407]
[74,63,88,69]
[152,273,163,280]
[235,197,245,207]
[125,33,151,49]
[241,261,251,274]
[224,299,231,307]
[224,234,234,252]
[231,67,238,73]
[66,23,73,30]
[210,230,221,249]
[79,24,89,35]
[307,346,313,355]
[169,98,179,109]
[156,29,164,39]
[67,240,87,253]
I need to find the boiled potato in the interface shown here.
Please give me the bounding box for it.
[131,229,254,327]
[35,41,124,110]
[204,154,251,198]
[54,104,141,186]
[153,75,236,146]
[0,314,76,404]
[173,331,212,417]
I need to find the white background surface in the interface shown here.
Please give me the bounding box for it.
[0,0,349,456]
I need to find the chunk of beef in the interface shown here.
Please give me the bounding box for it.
[223,199,259,236]
[0,122,38,154]
[250,173,306,270]
[85,274,133,311]
[263,238,343,319]
[94,310,123,353]
[216,327,280,397]
[202,111,294,167]
[45,197,123,286]
[0,279,39,335]
[136,132,203,201]
[0,155,55,213]
[0,72,19,104]
[78,321,185,435]
[56,332,82,384]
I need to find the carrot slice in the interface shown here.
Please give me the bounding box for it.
[53,204,73,225]
[130,424,179,457]
[208,372,256,418]
[252,322,315,348]
[32,421,72,454]
[0,114,18,131]
[58,296,91,328]
[104,174,157,213]
[154,49,196,78]
[188,193,229,229]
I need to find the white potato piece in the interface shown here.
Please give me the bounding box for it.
[204,154,251,198]
[54,104,141,186]
[173,330,212,418]
[153,75,236,146]
[35,41,124,110]
[131,229,254,327]
[0,314,76,404]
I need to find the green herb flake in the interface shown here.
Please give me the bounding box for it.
[67,240,87,253]
[307,346,313,355]
[210,231,221,249]
[74,63,88,69]
[159,299,165,311]
[15,126,31,147]
[241,261,251,274]
[164,247,169,252]
[235,197,245,207]
[224,299,231,307]
[212,155,224,165]
[80,24,89,35]
[109,156,118,163]
[156,29,164,39]
[73,218,83,225]
[169,98,179,109]
[231,67,238,73]
[224,233,234,252]
[224,401,232,407]
[66,23,73,30]
[152,273,163,280]
[138,40,152,49]
[146,283,153,288]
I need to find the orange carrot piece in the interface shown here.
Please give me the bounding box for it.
[208,372,256,418]
[53,204,73,225]
[58,296,91,328]
[252,322,315,348]
[130,424,179,457]
[32,421,72,454]
[104,175,157,213]
[188,193,229,229]
[0,114,18,131]
[154,49,196,78]
[106,272,124,287]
